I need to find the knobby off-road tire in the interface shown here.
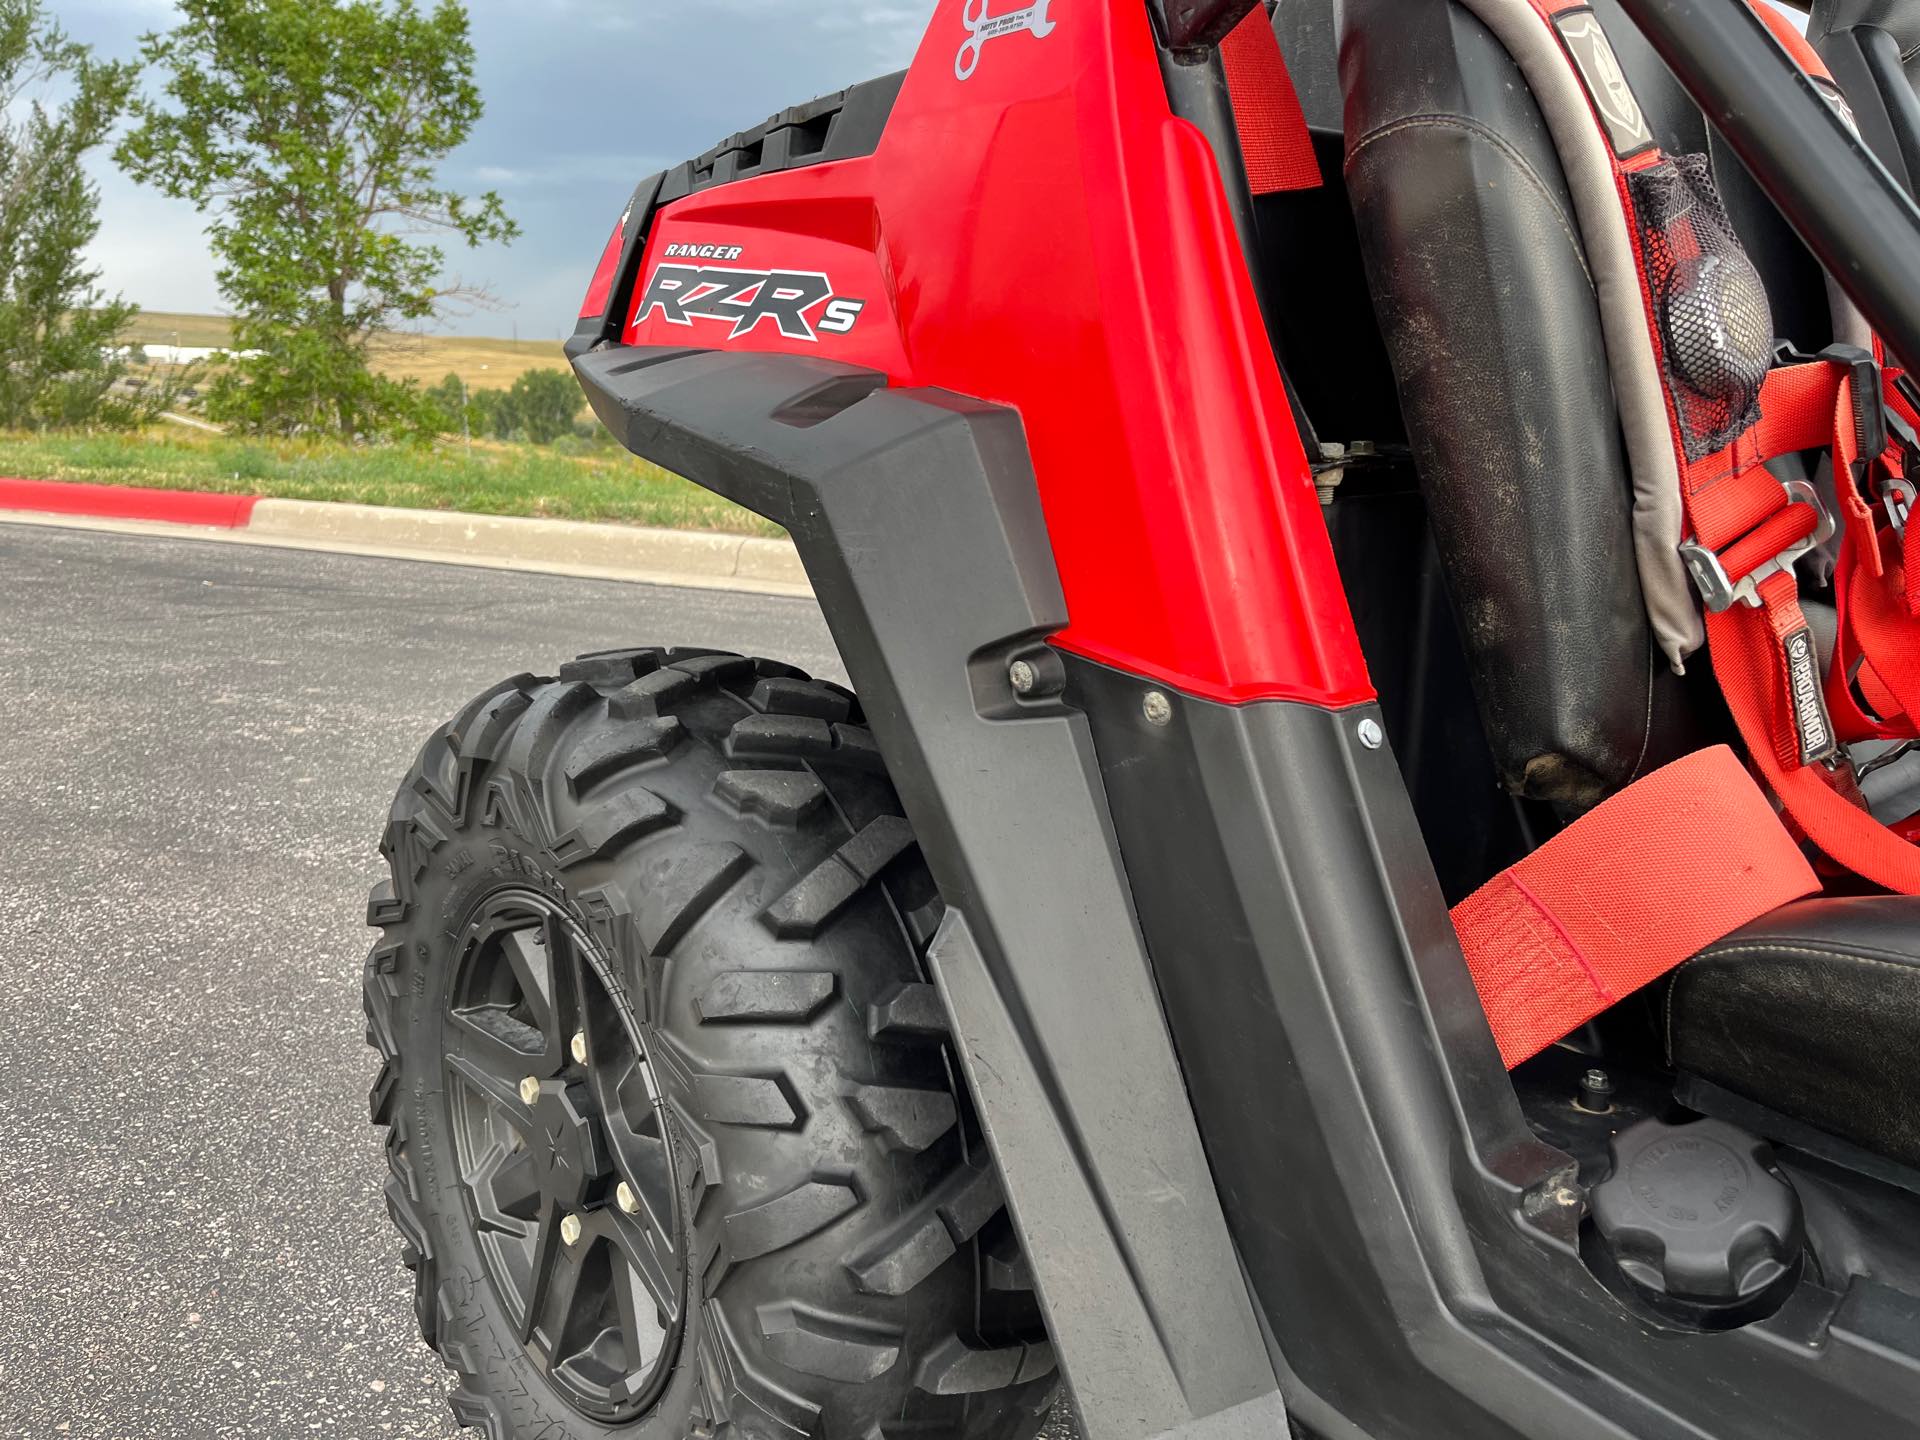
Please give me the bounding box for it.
[364,647,1057,1440]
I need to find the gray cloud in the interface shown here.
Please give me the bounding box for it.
[62,0,936,339]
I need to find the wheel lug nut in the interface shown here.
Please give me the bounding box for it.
[570,1031,588,1065]
[518,1076,540,1106]
[559,1213,583,1247]
[616,1181,638,1215]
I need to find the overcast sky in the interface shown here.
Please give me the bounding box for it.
[59,0,936,340]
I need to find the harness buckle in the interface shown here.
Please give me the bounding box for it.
[1880,385,1920,538]
[1882,476,1916,538]
[1821,345,1920,538]
[1822,343,1889,468]
[1680,479,1836,612]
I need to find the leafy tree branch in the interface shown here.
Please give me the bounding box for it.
[0,0,143,429]
[118,0,518,438]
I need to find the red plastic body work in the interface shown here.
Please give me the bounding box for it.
[624,1,1371,708]
[579,216,627,320]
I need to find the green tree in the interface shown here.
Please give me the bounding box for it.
[487,386,519,441]
[426,371,464,418]
[425,370,467,433]
[505,368,580,445]
[425,369,501,441]
[0,0,140,429]
[471,384,506,441]
[117,0,518,439]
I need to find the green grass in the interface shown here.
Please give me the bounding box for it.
[0,427,782,537]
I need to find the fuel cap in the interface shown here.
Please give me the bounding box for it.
[1590,1116,1803,1326]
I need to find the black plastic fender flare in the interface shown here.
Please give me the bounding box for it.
[573,343,1287,1440]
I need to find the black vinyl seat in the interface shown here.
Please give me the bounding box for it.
[1328,0,1920,1170]
[1670,899,1920,1172]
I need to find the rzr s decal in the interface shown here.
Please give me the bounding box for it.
[818,298,865,335]
[635,263,868,342]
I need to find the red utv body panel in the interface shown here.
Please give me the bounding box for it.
[569,1,1920,1435]
[618,0,1370,709]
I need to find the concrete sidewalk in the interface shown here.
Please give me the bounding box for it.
[0,478,811,596]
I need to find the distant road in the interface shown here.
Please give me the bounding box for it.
[160,410,224,432]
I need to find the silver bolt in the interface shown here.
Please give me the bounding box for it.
[1143,691,1173,727]
[1008,660,1038,696]
[518,1076,541,1106]
[616,1181,639,1215]
[570,1031,588,1065]
[559,1213,583,1247]
[1357,718,1385,751]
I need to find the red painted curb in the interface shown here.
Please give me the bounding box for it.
[0,477,260,529]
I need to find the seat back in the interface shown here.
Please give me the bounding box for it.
[1335,0,1830,804]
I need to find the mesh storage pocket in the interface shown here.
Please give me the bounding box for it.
[1629,154,1774,459]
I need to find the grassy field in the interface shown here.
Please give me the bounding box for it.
[0,427,780,536]
[366,331,570,388]
[120,311,571,389]
[120,310,237,349]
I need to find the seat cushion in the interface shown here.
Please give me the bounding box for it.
[1669,898,1920,1170]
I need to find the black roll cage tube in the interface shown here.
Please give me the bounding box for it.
[1613,0,1920,373]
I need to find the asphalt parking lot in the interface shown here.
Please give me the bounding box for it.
[0,524,850,1438]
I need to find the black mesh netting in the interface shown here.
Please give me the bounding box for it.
[1629,153,1774,459]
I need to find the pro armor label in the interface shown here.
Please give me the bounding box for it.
[1783,626,1840,767]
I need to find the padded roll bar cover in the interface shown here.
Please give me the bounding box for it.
[1153,0,1267,49]
[1812,0,1920,196]
[1338,0,1683,803]
[1272,0,1343,131]
[1812,0,1920,64]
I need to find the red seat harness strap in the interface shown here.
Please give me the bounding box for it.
[1219,5,1323,196]
[1453,747,1819,1067]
